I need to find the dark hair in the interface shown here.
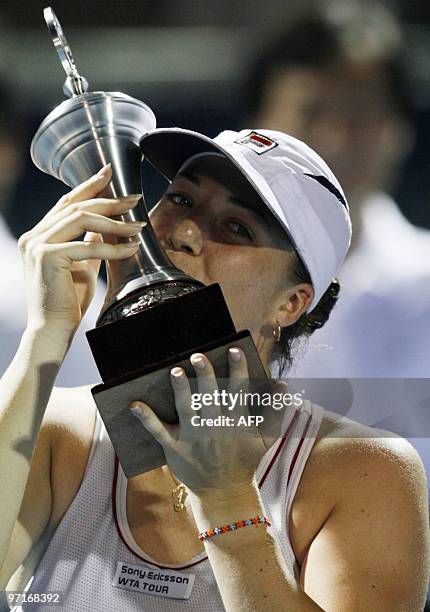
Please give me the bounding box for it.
[243,7,413,125]
[271,249,341,377]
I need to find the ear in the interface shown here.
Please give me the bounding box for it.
[277,283,314,327]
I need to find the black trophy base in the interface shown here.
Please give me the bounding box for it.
[86,284,268,477]
[91,330,267,477]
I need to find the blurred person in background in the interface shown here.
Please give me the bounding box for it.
[0,78,105,386]
[244,1,430,379]
[244,6,430,606]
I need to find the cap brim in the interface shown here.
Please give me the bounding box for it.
[140,128,227,181]
[139,127,299,259]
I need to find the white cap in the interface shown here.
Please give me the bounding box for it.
[140,128,352,312]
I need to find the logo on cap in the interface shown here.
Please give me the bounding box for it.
[235,131,278,155]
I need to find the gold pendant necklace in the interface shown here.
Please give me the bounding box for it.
[168,467,188,512]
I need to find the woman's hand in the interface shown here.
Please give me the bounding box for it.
[130,348,284,499]
[18,164,144,342]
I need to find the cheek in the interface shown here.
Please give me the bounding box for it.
[149,208,179,246]
[205,245,283,331]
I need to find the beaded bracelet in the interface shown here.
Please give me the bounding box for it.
[198,515,271,541]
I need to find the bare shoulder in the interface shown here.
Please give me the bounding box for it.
[290,409,429,565]
[290,410,430,609]
[312,409,426,481]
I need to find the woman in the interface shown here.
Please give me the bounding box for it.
[0,128,428,611]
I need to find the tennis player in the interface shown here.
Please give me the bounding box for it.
[0,128,428,611]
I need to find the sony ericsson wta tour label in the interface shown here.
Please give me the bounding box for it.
[112,560,195,599]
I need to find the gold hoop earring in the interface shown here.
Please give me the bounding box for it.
[272,322,281,343]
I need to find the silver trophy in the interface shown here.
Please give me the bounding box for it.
[30,8,269,477]
[31,7,203,327]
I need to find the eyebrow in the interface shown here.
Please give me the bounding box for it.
[176,171,270,229]
[227,195,270,229]
[177,170,200,186]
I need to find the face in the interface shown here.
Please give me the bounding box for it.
[149,156,313,364]
[254,61,407,204]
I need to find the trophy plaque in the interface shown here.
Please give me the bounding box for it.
[31,8,269,477]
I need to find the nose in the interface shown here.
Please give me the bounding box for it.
[168,218,203,256]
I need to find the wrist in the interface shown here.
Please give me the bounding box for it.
[22,325,73,363]
[189,478,264,531]
[189,477,258,506]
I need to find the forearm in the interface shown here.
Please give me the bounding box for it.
[190,483,323,612]
[0,325,71,562]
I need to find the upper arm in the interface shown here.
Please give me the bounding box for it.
[0,385,95,589]
[0,400,54,589]
[299,437,430,612]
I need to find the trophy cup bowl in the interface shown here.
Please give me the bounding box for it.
[31,90,204,326]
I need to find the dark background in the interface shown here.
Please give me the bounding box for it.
[0,0,428,237]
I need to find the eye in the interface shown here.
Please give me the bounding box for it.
[166,193,192,208]
[226,220,254,241]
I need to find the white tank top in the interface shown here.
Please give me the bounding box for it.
[14,399,323,611]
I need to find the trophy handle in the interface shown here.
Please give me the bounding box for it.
[43,6,89,97]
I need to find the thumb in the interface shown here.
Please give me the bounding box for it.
[130,401,175,449]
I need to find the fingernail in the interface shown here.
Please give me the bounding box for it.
[124,194,142,202]
[228,348,241,362]
[190,354,205,370]
[96,163,112,179]
[129,221,147,227]
[171,367,184,378]
[130,407,143,418]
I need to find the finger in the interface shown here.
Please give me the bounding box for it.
[227,347,249,393]
[51,194,142,225]
[189,353,220,418]
[225,347,253,422]
[41,210,146,245]
[169,367,195,431]
[83,231,102,244]
[33,194,142,237]
[79,232,103,276]
[72,232,103,276]
[43,164,114,221]
[130,401,175,449]
[34,239,140,265]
